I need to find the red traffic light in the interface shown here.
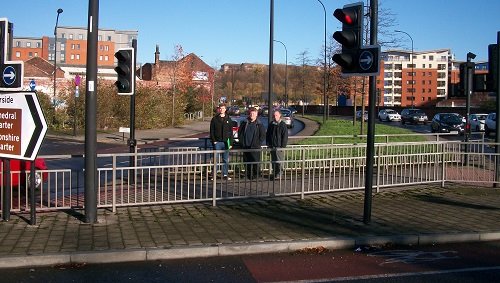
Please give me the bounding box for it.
[333,7,359,26]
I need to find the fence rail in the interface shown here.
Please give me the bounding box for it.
[1,139,498,213]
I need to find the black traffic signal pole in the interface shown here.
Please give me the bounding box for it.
[129,39,137,181]
[84,0,98,224]
[363,0,378,224]
[464,53,475,166]
[1,21,12,221]
[496,32,500,187]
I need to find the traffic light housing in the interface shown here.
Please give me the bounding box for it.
[332,2,364,75]
[114,48,134,95]
[488,44,498,92]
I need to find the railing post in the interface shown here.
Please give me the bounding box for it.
[212,149,217,206]
[112,155,117,213]
[441,143,446,188]
[301,147,305,199]
[376,144,380,193]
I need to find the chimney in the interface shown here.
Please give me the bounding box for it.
[155,45,160,65]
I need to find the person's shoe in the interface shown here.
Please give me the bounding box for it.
[223,175,231,180]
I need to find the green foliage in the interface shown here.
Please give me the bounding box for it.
[300,115,427,145]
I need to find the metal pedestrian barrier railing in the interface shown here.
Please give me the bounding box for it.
[1,140,499,213]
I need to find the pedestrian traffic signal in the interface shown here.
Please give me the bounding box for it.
[332,2,364,75]
[114,48,134,95]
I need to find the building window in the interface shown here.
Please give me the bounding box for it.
[34,52,38,57]
[105,45,109,51]
[26,42,31,47]
[78,34,83,40]
[99,45,103,50]
[15,51,20,58]
[99,55,103,61]
[104,55,109,61]
[76,54,80,60]
[422,88,426,93]
[429,64,432,68]
[98,35,102,41]
[429,55,434,61]
[71,54,75,60]
[69,34,73,39]
[60,54,65,61]
[36,42,41,48]
[28,52,33,57]
[60,43,65,51]
[15,41,20,47]
[61,33,65,39]
[107,36,112,41]
[437,64,446,70]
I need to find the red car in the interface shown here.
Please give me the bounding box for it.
[1,158,48,188]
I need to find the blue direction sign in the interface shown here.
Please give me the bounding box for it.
[3,65,16,85]
[0,63,23,89]
[357,45,380,76]
[29,79,36,91]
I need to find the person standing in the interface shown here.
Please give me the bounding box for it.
[209,103,233,180]
[238,107,266,179]
[266,109,288,180]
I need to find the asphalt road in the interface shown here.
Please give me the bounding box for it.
[3,241,500,282]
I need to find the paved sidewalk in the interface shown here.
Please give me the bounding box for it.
[3,117,500,268]
[0,184,500,268]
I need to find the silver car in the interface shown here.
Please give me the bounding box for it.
[378,109,401,122]
[485,113,496,136]
[469,113,488,132]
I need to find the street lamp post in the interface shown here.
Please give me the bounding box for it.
[274,40,287,107]
[316,0,327,123]
[53,8,63,113]
[395,30,414,108]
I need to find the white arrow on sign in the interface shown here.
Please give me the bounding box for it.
[360,55,372,65]
[0,92,48,160]
[4,70,15,79]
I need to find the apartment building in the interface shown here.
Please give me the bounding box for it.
[378,49,451,107]
[12,26,138,80]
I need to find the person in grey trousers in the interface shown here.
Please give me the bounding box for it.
[266,109,288,180]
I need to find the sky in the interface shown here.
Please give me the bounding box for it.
[3,0,500,67]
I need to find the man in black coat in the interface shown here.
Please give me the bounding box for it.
[266,109,288,179]
[209,103,233,179]
[238,107,266,179]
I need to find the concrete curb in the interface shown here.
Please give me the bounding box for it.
[2,232,500,269]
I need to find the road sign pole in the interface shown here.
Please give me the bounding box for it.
[364,0,378,224]
[84,0,98,224]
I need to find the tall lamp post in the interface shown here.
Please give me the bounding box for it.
[274,40,287,107]
[394,30,414,108]
[316,0,327,123]
[53,8,63,110]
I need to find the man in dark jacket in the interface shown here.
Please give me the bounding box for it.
[266,109,288,179]
[238,107,266,179]
[209,103,233,180]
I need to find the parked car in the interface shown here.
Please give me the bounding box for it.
[430,113,465,135]
[469,113,488,132]
[355,110,368,121]
[227,106,240,116]
[401,108,428,124]
[378,109,401,122]
[280,108,295,128]
[0,158,48,188]
[485,112,496,136]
